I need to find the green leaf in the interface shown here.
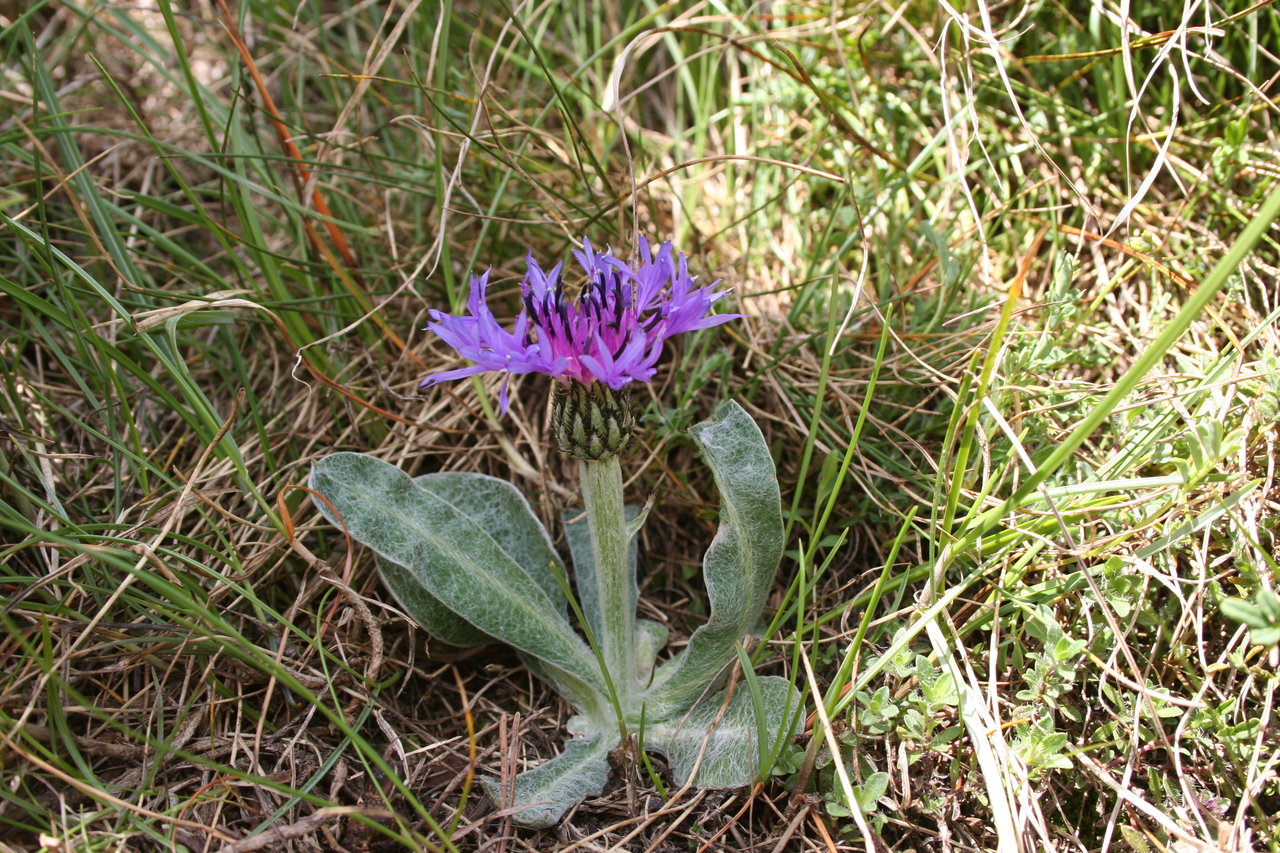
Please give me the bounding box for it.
[1220,596,1264,626]
[1221,591,1280,646]
[419,472,568,608]
[521,655,612,724]
[643,401,785,719]
[1251,626,1280,646]
[480,728,612,828]
[348,469,570,648]
[375,554,489,647]
[646,675,800,788]
[309,452,604,693]
[855,771,890,813]
[634,618,669,687]
[1120,825,1153,853]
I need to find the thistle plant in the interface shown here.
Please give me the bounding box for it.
[309,239,800,827]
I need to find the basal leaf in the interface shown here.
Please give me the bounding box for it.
[418,472,566,609]
[634,618,668,687]
[646,675,800,788]
[368,472,565,647]
[375,554,489,647]
[481,729,612,828]
[309,452,603,692]
[643,401,784,718]
[521,654,612,724]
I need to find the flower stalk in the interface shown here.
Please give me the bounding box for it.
[578,454,637,709]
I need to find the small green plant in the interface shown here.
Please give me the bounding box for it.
[824,768,891,822]
[1011,718,1074,774]
[1221,590,1280,647]
[854,685,899,735]
[1016,613,1088,714]
[1005,608,1089,776]
[898,655,962,750]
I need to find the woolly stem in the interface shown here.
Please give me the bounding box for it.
[578,454,637,709]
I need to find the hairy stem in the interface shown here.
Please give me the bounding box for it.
[579,455,637,709]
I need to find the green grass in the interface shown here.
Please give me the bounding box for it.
[2,0,1278,849]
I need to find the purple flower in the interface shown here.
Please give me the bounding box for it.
[421,238,740,411]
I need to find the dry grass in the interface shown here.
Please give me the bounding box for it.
[2,0,1279,850]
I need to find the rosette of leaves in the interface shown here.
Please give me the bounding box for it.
[309,401,801,827]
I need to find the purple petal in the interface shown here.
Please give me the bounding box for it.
[498,375,512,413]
[420,363,492,386]
[418,236,740,411]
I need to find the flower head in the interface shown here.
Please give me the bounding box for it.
[421,237,740,412]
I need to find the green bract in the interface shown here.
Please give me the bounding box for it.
[309,401,800,826]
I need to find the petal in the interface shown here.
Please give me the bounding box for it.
[578,353,611,385]
[419,236,738,415]
[498,375,512,413]
[611,330,651,374]
[420,363,492,386]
